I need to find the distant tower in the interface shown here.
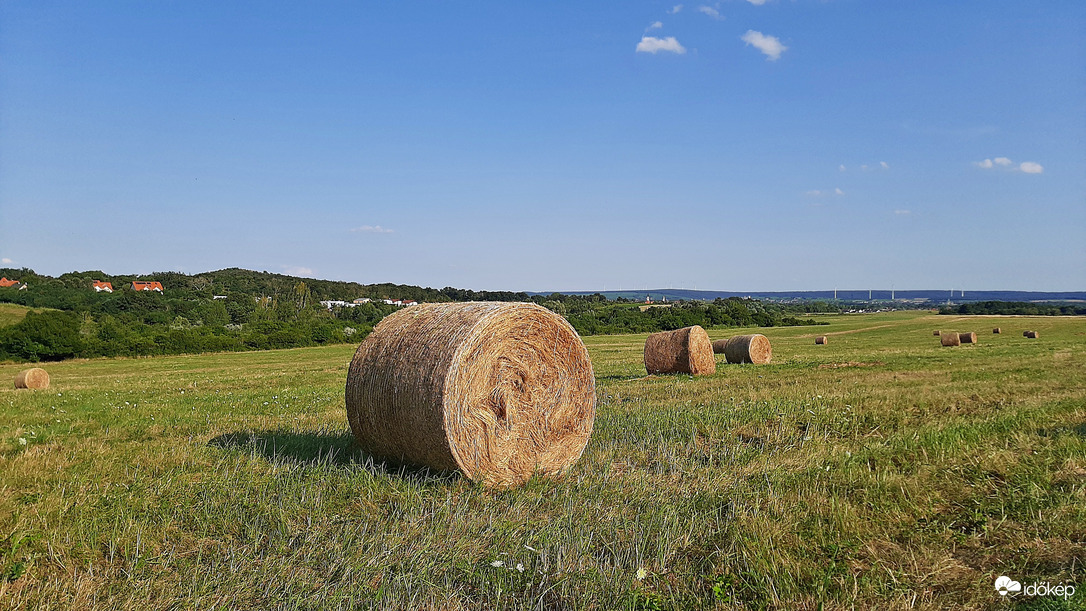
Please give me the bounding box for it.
[834,288,837,300]
[868,289,872,300]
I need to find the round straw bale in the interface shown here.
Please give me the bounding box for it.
[933,330,941,336]
[940,332,961,347]
[345,302,595,488]
[644,326,715,375]
[1025,330,1039,339]
[815,336,828,345]
[14,368,49,390]
[959,332,977,344]
[993,327,1001,334]
[722,334,772,364]
[711,339,728,354]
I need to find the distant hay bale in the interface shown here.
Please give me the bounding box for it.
[711,339,728,354]
[993,328,1001,334]
[644,326,715,375]
[959,332,977,344]
[14,368,49,390]
[1023,330,1030,337]
[1025,330,1040,339]
[722,334,772,364]
[345,302,595,488]
[815,336,828,345]
[933,330,941,336]
[940,332,961,347]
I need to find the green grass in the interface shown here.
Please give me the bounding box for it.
[1,311,1083,609]
[0,304,48,328]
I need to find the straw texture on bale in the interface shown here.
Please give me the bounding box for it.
[721,334,772,364]
[1025,330,1040,339]
[14,368,49,390]
[959,332,978,344]
[993,328,1001,334]
[345,302,595,488]
[644,326,715,375]
[711,339,728,354]
[815,336,828,345]
[940,332,961,347]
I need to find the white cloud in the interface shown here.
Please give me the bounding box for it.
[994,157,1013,166]
[1019,161,1044,174]
[839,164,846,172]
[636,36,687,54]
[835,188,844,196]
[698,6,723,19]
[975,158,994,169]
[648,21,663,30]
[974,157,1043,174]
[282,266,315,277]
[894,209,911,215]
[741,30,786,61]
[1,258,11,264]
[806,190,823,197]
[746,0,768,4]
[669,4,684,14]
[351,225,395,234]
[880,161,890,169]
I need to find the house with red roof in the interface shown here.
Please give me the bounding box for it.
[93,280,114,293]
[0,277,19,288]
[132,281,164,292]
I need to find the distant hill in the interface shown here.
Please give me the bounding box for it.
[530,288,1086,304]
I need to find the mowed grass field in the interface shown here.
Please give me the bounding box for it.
[1,311,1083,610]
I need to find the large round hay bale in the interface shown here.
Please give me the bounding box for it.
[993,327,1001,334]
[940,332,961,347]
[933,330,941,336]
[1025,330,1039,339]
[959,332,978,344]
[815,336,828,345]
[644,326,715,375]
[722,334,772,364]
[14,368,49,390]
[711,339,728,354]
[345,302,595,488]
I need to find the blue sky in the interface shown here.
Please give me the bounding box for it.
[2,1,1083,291]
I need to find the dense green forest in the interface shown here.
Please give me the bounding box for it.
[939,300,1086,316]
[0,267,830,362]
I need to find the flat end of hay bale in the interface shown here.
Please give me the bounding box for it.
[644,326,715,375]
[14,368,49,390]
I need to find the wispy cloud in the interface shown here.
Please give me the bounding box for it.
[894,209,911,215]
[741,30,786,61]
[806,188,844,197]
[282,265,315,277]
[351,225,395,234]
[647,21,663,30]
[835,188,844,196]
[880,161,890,169]
[636,36,687,54]
[669,4,684,14]
[697,5,723,19]
[1,258,11,264]
[839,164,847,172]
[974,157,1043,174]
[746,0,768,5]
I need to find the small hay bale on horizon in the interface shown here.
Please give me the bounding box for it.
[933,330,941,336]
[345,301,595,488]
[941,332,961,347]
[720,334,772,365]
[711,339,728,354]
[993,327,1001,334]
[1025,330,1040,339]
[14,368,49,390]
[815,336,828,345]
[645,326,716,375]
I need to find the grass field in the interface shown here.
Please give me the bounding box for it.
[1,311,1083,609]
[0,304,45,328]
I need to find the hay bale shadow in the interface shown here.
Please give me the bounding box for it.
[208,429,459,486]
